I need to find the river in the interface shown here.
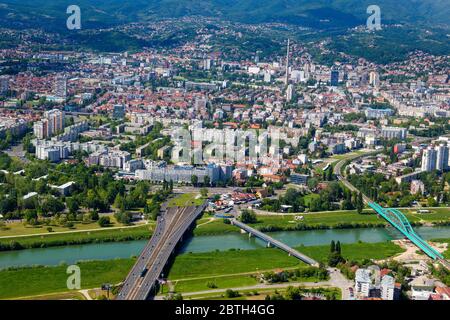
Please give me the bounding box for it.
[0,226,449,269]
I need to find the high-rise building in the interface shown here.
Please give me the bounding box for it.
[369,71,380,87]
[330,69,339,86]
[203,58,212,70]
[45,109,65,135]
[263,70,271,83]
[286,84,293,102]
[113,104,126,119]
[34,109,65,139]
[33,119,48,139]
[436,144,449,172]
[55,75,67,100]
[0,75,9,94]
[421,146,437,172]
[381,275,398,300]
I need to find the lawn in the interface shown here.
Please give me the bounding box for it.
[0,258,135,299]
[298,242,404,263]
[0,214,128,237]
[167,193,205,208]
[17,291,86,300]
[0,224,153,251]
[169,269,328,294]
[251,211,385,228]
[194,219,238,236]
[171,274,260,293]
[166,241,404,280]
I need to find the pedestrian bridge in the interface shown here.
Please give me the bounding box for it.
[230,219,319,266]
[369,202,444,260]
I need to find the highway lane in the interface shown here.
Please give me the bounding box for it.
[117,215,167,299]
[131,206,195,300]
[120,207,185,300]
[117,203,207,300]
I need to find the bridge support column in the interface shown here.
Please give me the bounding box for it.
[248,232,252,238]
[267,242,271,248]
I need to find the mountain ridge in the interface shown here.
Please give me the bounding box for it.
[0,0,448,32]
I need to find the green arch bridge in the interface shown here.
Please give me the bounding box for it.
[369,202,444,260]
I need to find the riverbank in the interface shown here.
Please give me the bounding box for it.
[195,207,450,236]
[0,241,404,299]
[1,207,449,251]
[0,224,153,251]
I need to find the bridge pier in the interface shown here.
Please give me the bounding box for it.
[267,242,271,248]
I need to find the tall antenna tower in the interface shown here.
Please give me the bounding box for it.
[285,39,290,86]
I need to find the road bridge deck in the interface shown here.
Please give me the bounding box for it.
[117,203,206,300]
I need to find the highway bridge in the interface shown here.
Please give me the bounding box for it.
[230,219,319,267]
[117,202,207,300]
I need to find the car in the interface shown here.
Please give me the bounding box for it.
[140,268,149,277]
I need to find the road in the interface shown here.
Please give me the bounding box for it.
[333,149,381,204]
[117,203,207,300]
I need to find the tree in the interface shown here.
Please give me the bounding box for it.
[89,211,99,221]
[191,175,198,187]
[24,210,38,225]
[240,210,257,223]
[330,240,336,253]
[335,241,341,255]
[200,188,208,198]
[427,197,437,207]
[328,240,345,267]
[113,194,126,211]
[98,216,111,227]
[356,192,364,214]
[204,176,210,187]
[114,210,132,225]
[40,197,65,216]
[67,198,79,214]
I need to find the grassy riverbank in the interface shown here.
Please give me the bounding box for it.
[0,224,153,251]
[195,207,450,235]
[167,241,404,280]
[0,241,404,299]
[0,259,135,299]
